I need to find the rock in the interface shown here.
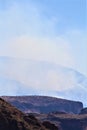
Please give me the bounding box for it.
[0,98,49,130]
[80,108,87,114]
[42,121,59,130]
[35,113,87,130]
[1,96,83,114]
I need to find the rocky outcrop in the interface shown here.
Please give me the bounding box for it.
[32,113,87,130]
[50,114,87,130]
[42,121,58,130]
[80,108,87,114]
[2,96,83,114]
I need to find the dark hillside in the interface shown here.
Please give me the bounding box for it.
[2,96,83,114]
[0,98,56,130]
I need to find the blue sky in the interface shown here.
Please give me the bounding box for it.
[0,0,87,76]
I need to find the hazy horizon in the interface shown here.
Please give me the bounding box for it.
[0,0,87,106]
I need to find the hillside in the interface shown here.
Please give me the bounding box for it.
[32,112,87,130]
[2,96,83,114]
[1,96,87,130]
[0,98,57,130]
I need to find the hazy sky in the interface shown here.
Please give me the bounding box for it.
[0,0,87,76]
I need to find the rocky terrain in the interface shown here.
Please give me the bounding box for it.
[80,108,87,114]
[31,112,87,130]
[2,96,83,114]
[1,96,87,130]
[0,98,58,130]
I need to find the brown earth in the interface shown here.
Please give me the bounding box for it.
[0,98,58,130]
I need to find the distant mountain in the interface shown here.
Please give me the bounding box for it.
[2,96,83,114]
[0,77,37,96]
[0,56,87,106]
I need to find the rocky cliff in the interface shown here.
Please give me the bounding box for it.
[32,112,87,130]
[80,108,87,114]
[2,96,83,114]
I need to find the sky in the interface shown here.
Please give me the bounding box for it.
[0,0,86,76]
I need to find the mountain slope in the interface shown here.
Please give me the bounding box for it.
[1,96,87,130]
[0,98,52,130]
[2,96,83,114]
[33,112,87,130]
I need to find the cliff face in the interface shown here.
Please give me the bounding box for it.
[2,96,83,114]
[80,108,87,114]
[50,114,87,130]
[32,113,87,130]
